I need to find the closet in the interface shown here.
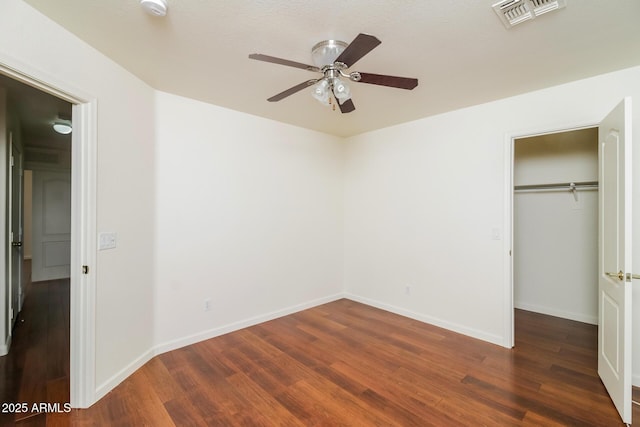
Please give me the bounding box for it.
[514,127,598,324]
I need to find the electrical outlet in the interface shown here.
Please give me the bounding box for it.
[491,227,501,241]
[204,299,211,312]
[405,285,412,295]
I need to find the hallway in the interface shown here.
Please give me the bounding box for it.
[0,261,70,425]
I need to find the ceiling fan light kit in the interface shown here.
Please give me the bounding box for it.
[249,33,418,114]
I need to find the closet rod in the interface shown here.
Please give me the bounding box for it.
[514,181,598,192]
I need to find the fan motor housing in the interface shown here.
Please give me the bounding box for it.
[311,40,348,67]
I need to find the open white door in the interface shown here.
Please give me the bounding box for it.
[598,97,632,424]
[9,137,23,325]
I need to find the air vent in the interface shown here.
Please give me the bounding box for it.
[492,0,566,28]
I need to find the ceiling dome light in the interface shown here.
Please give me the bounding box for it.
[140,0,168,17]
[53,122,72,135]
[311,40,348,68]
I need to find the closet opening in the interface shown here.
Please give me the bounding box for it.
[513,127,599,339]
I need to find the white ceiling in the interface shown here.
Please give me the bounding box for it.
[21,0,640,137]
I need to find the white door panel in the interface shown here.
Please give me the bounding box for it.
[598,97,632,424]
[32,170,71,282]
[9,137,23,328]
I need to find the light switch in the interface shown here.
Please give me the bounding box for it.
[98,232,117,250]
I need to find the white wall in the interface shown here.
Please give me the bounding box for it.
[154,91,344,352]
[0,0,157,397]
[343,65,640,385]
[514,129,598,323]
[5,0,640,401]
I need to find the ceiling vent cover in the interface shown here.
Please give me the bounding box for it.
[492,0,566,28]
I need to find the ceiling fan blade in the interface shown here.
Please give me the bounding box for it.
[267,80,318,102]
[335,34,381,67]
[249,54,320,72]
[337,98,355,113]
[357,72,418,90]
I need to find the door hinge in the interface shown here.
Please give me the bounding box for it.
[82,265,89,274]
[10,155,14,167]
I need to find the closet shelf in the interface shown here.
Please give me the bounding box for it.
[514,181,598,193]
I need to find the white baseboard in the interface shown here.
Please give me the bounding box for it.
[344,293,505,347]
[93,293,345,404]
[515,302,598,325]
[94,293,620,406]
[154,293,346,356]
[0,333,11,356]
[94,347,155,402]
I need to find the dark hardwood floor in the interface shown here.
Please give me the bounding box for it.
[1,268,639,425]
[0,260,70,426]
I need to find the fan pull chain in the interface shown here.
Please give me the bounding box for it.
[328,97,336,111]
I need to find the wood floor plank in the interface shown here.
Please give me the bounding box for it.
[329,360,447,423]
[226,372,306,427]
[3,280,640,426]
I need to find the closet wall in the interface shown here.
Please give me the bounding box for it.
[514,128,599,324]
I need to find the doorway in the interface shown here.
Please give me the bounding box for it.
[0,73,73,417]
[0,60,96,408]
[507,118,636,423]
[513,127,599,325]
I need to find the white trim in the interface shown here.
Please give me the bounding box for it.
[94,347,155,402]
[514,303,598,325]
[153,293,345,356]
[0,53,97,408]
[94,294,346,401]
[70,100,98,408]
[0,333,10,356]
[345,293,505,347]
[503,133,514,348]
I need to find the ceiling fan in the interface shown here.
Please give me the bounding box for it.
[248,33,418,113]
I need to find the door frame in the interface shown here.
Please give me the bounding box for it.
[8,136,23,324]
[502,121,599,348]
[0,55,97,408]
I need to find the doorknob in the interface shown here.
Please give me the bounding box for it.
[605,270,640,281]
[11,241,22,247]
[605,270,624,281]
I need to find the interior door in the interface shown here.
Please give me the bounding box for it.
[598,97,632,424]
[8,134,23,328]
[32,169,71,282]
